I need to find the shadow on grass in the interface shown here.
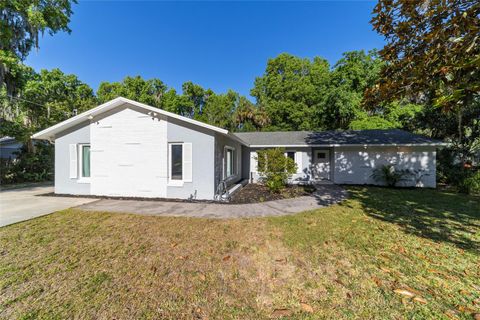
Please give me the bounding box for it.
[345,186,480,252]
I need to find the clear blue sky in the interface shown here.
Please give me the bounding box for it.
[26,1,384,98]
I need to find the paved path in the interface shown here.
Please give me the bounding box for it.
[78,185,348,218]
[0,186,97,227]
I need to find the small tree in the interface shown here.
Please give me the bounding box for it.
[256,148,297,193]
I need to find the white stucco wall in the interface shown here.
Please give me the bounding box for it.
[214,134,243,190]
[90,105,168,197]
[166,119,215,200]
[54,123,91,195]
[53,103,221,199]
[333,146,436,187]
[248,147,312,183]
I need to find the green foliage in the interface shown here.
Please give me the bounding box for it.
[21,69,97,131]
[252,50,384,131]
[371,164,409,187]
[438,149,480,194]
[251,53,330,131]
[349,116,395,130]
[97,76,167,108]
[462,171,480,195]
[234,96,270,132]
[0,143,53,184]
[96,77,270,132]
[368,0,479,111]
[367,0,480,159]
[256,148,297,193]
[0,0,76,93]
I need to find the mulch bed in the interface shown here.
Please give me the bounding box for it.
[230,183,316,204]
[38,192,218,203]
[39,183,316,204]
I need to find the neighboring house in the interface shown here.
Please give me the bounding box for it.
[32,97,445,200]
[0,136,22,161]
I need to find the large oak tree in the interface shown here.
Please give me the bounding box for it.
[366,0,480,153]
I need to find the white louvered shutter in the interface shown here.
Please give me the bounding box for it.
[69,144,78,178]
[183,143,193,182]
[295,151,303,173]
[250,151,258,172]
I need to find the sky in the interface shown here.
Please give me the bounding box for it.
[25,1,385,98]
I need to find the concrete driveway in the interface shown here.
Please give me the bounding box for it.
[0,186,97,227]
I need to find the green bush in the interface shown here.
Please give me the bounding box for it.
[371,164,409,187]
[256,148,297,193]
[437,148,479,194]
[0,143,54,184]
[459,170,480,195]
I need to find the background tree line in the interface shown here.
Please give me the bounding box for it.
[1,0,479,191]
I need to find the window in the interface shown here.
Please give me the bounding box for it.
[80,144,90,178]
[286,151,295,161]
[170,143,183,180]
[317,152,326,160]
[224,147,235,178]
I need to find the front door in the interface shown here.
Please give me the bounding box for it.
[312,150,330,180]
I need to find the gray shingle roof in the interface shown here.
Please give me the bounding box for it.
[234,129,444,146]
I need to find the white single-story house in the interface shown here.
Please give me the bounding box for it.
[32,97,445,200]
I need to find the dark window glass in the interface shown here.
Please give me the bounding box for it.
[317,152,326,159]
[171,144,182,180]
[82,145,91,177]
[226,149,235,177]
[286,152,295,161]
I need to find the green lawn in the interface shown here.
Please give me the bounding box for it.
[0,187,479,319]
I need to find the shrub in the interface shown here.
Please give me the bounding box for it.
[459,170,480,194]
[437,147,479,194]
[371,164,409,187]
[256,148,297,193]
[0,143,54,184]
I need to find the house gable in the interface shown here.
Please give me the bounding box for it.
[32,97,229,141]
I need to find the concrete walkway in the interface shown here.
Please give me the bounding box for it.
[0,186,97,227]
[78,185,348,218]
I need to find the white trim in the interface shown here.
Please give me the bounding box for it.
[168,142,184,186]
[250,151,258,173]
[223,145,236,180]
[78,143,91,183]
[69,144,78,179]
[183,142,193,182]
[249,143,447,148]
[32,97,229,140]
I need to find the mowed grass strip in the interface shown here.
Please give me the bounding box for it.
[0,187,479,319]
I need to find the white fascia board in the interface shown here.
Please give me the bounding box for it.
[31,97,229,140]
[248,143,448,148]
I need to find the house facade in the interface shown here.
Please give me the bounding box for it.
[236,130,441,188]
[33,97,445,200]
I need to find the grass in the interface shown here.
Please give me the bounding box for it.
[0,187,478,319]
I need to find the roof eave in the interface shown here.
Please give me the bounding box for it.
[31,97,229,140]
[248,142,448,148]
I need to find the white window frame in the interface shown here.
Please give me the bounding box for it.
[77,143,91,183]
[285,150,296,162]
[168,142,184,186]
[224,146,236,179]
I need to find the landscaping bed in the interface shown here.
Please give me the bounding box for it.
[230,183,316,203]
